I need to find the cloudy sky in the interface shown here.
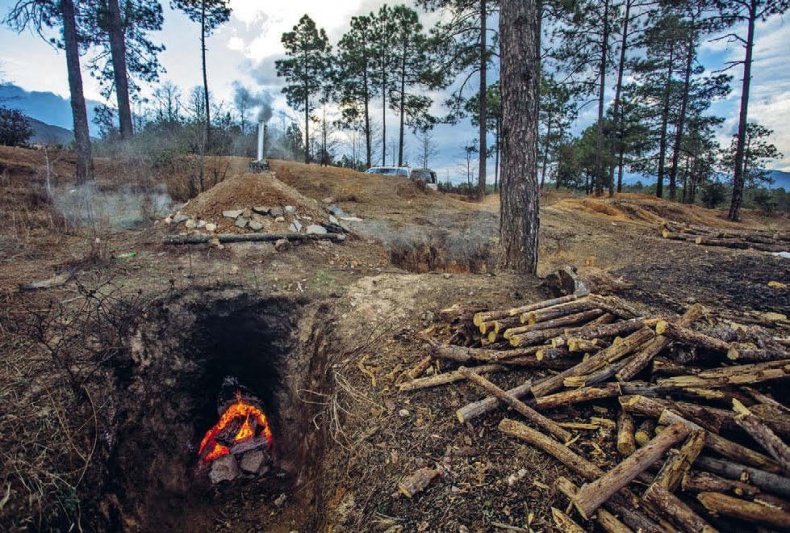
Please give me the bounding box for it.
[0,0,788,179]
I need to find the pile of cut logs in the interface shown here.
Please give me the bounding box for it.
[400,292,790,531]
[660,221,789,253]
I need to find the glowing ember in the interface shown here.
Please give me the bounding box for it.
[198,391,273,462]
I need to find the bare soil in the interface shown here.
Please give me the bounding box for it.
[0,147,788,532]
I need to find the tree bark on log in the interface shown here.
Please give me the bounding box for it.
[431,344,543,363]
[556,317,661,345]
[572,422,690,519]
[617,410,637,456]
[733,400,790,475]
[522,300,600,325]
[654,430,706,492]
[728,348,790,363]
[556,478,633,533]
[682,471,762,499]
[507,326,567,346]
[398,467,440,497]
[398,364,505,391]
[456,381,532,423]
[655,320,732,353]
[659,410,781,473]
[457,367,571,442]
[504,308,604,336]
[531,327,655,397]
[642,483,718,533]
[164,233,346,244]
[694,456,790,498]
[748,403,790,438]
[535,383,622,411]
[405,355,432,380]
[697,491,790,529]
[473,294,582,326]
[657,359,790,389]
[635,419,656,448]
[551,507,586,533]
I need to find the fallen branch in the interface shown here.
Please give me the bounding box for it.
[398,364,505,391]
[697,491,790,529]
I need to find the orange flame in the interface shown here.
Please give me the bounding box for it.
[198,391,273,462]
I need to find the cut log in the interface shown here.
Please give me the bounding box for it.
[496,354,576,370]
[397,467,440,498]
[535,383,622,411]
[617,410,637,456]
[479,315,521,335]
[697,491,790,529]
[556,317,662,346]
[616,304,707,382]
[693,237,785,253]
[733,399,790,475]
[556,477,633,533]
[439,303,487,323]
[587,294,643,319]
[164,232,346,244]
[682,471,762,499]
[642,483,718,533]
[661,230,697,241]
[749,403,790,438]
[398,364,506,391]
[619,395,732,433]
[507,326,567,346]
[551,507,586,533]
[564,338,604,352]
[727,347,790,363]
[535,347,571,361]
[572,422,690,519]
[651,357,700,377]
[19,266,78,291]
[531,327,655,398]
[430,344,543,364]
[659,410,782,473]
[457,367,571,442]
[522,299,600,325]
[655,320,732,353]
[653,430,706,492]
[694,456,790,498]
[657,359,790,389]
[472,294,582,327]
[503,308,604,336]
[456,381,532,424]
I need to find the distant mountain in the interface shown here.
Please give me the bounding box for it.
[28,118,74,146]
[0,83,101,137]
[766,170,790,190]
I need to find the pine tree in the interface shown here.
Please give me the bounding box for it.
[172,0,231,149]
[6,0,93,184]
[275,14,332,164]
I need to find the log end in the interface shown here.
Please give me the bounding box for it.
[655,320,669,336]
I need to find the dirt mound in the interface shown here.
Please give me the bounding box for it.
[177,171,330,233]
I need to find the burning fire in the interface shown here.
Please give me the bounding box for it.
[198,391,273,462]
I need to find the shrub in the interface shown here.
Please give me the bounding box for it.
[0,107,33,147]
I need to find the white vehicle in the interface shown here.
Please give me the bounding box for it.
[409,168,438,190]
[364,166,411,178]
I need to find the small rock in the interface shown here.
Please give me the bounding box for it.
[290,220,303,233]
[195,220,207,228]
[223,209,243,219]
[240,450,265,474]
[205,223,217,232]
[442,273,451,279]
[306,224,327,235]
[328,205,345,216]
[235,217,249,229]
[274,493,287,507]
[274,238,291,252]
[284,205,296,214]
[321,197,335,204]
[458,526,470,533]
[328,214,339,225]
[242,208,253,218]
[269,207,284,218]
[164,216,172,224]
[184,219,196,229]
[398,409,410,418]
[249,221,264,232]
[209,455,240,484]
[275,216,285,223]
[173,213,190,224]
[253,206,270,215]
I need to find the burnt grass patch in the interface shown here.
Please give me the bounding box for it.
[100,288,333,532]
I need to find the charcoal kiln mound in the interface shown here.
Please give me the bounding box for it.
[102,288,333,531]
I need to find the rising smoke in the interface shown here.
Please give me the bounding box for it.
[232,81,273,124]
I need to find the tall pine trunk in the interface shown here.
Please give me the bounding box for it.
[62,0,93,185]
[656,47,674,199]
[499,0,539,274]
[201,0,211,150]
[107,0,133,139]
[363,68,371,168]
[728,2,756,222]
[477,0,487,199]
[608,0,631,197]
[540,118,552,188]
[398,42,406,166]
[668,32,695,203]
[593,0,610,196]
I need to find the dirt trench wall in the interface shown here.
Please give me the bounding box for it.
[99,288,333,531]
